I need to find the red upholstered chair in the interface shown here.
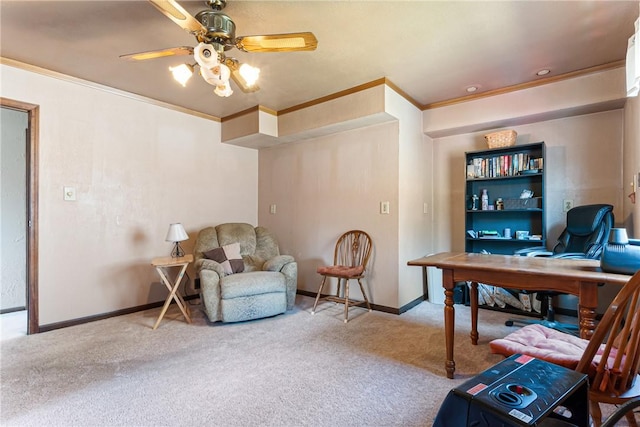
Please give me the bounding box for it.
[490,270,640,427]
[311,230,372,323]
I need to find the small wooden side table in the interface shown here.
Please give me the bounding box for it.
[151,254,193,330]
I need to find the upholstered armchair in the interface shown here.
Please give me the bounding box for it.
[194,223,297,323]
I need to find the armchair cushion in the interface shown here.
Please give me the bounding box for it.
[203,242,244,275]
[221,271,286,299]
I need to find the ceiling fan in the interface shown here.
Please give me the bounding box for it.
[120,0,318,97]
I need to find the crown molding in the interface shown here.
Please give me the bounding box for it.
[0,57,221,122]
[421,60,626,110]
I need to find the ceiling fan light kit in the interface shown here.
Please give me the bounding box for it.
[214,82,233,97]
[121,0,317,98]
[238,63,260,87]
[169,63,194,87]
[192,42,234,96]
[194,42,218,68]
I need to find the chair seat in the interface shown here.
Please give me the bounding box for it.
[312,230,372,323]
[316,265,364,278]
[490,324,621,379]
[492,271,640,427]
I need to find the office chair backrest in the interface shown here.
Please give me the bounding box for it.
[553,204,614,259]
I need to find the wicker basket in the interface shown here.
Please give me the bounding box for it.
[484,130,517,149]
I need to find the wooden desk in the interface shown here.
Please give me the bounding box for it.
[408,252,630,379]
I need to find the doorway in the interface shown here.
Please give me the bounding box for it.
[1,97,39,335]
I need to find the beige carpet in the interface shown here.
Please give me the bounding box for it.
[0,295,628,426]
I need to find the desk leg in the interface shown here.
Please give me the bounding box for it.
[470,282,479,345]
[442,269,456,379]
[578,282,598,339]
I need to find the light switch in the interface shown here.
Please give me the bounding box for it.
[63,186,76,201]
[270,204,276,214]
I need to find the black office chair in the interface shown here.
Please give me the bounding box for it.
[505,204,614,334]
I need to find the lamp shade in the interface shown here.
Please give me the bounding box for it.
[165,223,188,242]
[214,82,233,97]
[200,63,231,87]
[609,228,629,245]
[239,63,260,87]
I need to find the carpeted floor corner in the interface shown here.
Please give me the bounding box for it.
[0,295,633,426]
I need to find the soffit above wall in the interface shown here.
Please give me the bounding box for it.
[423,67,629,138]
[224,68,629,147]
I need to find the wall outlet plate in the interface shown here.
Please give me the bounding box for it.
[563,199,573,212]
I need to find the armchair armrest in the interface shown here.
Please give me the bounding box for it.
[264,255,297,311]
[263,255,295,272]
[195,258,226,278]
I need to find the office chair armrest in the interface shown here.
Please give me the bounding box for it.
[515,247,553,257]
[550,252,588,259]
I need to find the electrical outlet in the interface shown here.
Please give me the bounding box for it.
[563,199,574,212]
[380,201,390,214]
[270,204,276,214]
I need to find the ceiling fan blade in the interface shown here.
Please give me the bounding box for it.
[119,46,194,61]
[148,0,207,38]
[235,32,318,53]
[225,59,260,93]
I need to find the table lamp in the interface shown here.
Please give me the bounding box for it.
[165,223,188,258]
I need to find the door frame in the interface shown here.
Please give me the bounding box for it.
[1,97,39,334]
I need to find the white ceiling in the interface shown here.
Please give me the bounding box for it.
[1,1,638,119]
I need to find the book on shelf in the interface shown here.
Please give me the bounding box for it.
[467,154,543,179]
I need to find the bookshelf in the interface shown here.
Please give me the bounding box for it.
[463,141,546,317]
[465,142,546,255]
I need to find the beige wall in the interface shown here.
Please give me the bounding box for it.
[2,59,636,326]
[256,86,430,311]
[624,94,640,236]
[257,122,401,307]
[432,111,624,253]
[0,64,258,326]
[388,87,433,307]
[432,110,625,313]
